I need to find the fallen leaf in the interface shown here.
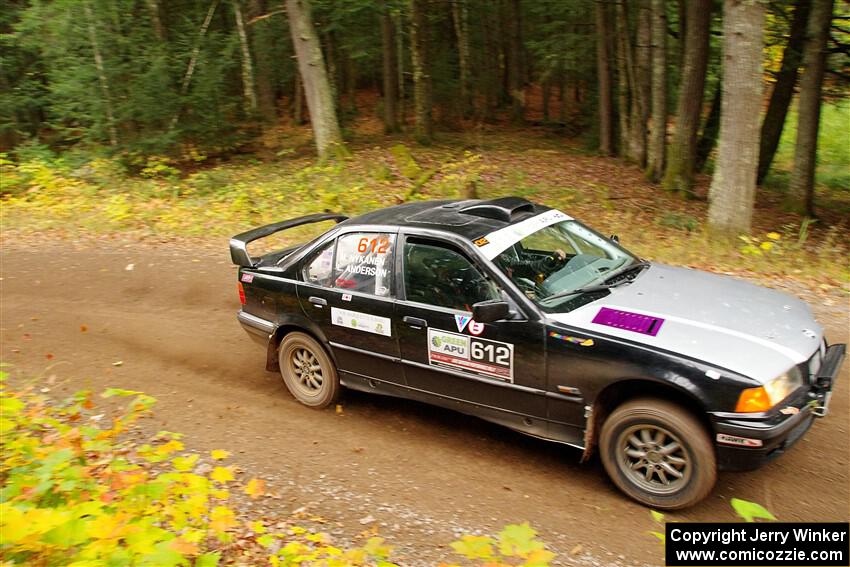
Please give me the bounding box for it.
[570,544,583,555]
[125,263,135,271]
[80,325,88,332]
[211,449,230,460]
[112,361,123,367]
[244,478,266,499]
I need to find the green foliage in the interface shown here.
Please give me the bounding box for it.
[447,523,555,566]
[649,498,778,546]
[0,370,556,566]
[767,101,850,193]
[730,498,778,523]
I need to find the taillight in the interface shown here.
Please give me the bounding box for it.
[237,282,246,305]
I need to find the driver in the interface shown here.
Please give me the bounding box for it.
[495,247,568,282]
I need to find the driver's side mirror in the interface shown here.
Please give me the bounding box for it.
[472,300,510,324]
[610,234,620,243]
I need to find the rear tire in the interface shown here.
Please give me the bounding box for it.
[278,332,339,409]
[599,397,716,509]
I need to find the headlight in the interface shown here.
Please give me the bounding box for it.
[735,367,804,413]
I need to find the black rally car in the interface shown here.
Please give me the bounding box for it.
[230,197,844,509]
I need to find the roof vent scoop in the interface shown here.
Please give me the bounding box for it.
[459,197,535,222]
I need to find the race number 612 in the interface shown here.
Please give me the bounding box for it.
[471,341,510,365]
[357,237,389,254]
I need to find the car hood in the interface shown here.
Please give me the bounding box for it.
[547,263,822,384]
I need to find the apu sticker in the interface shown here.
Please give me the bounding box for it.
[331,307,391,337]
[454,314,471,332]
[241,273,254,283]
[427,328,513,382]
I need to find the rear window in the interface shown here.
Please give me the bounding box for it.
[333,233,395,297]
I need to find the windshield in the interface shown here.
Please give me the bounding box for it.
[491,220,639,310]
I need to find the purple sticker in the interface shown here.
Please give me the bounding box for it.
[592,307,664,336]
[241,273,254,283]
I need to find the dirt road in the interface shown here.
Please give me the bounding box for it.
[1,238,848,566]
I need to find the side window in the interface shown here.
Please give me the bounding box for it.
[334,233,395,297]
[303,241,334,286]
[403,239,499,311]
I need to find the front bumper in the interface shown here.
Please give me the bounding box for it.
[710,343,846,472]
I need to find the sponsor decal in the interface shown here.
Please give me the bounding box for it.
[716,433,763,448]
[473,237,490,247]
[330,307,392,337]
[341,293,352,302]
[241,273,254,283]
[468,320,485,336]
[548,331,594,346]
[477,209,571,260]
[779,406,800,415]
[427,328,513,382]
[454,314,471,332]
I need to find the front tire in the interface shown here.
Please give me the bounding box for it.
[278,332,340,409]
[599,398,716,509]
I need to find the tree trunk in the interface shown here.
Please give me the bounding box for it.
[645,0,667,180]
[293,71,304,125]
[506,0,524,122]
[286,0,345,159]
[451,0,472,117]
[629,0,651,166]
[395,9,405,127]
[661,0,711,196]
[381,2,400,133]
[789,0,833,216]
[84,1,118,147]
[595,0,614,155]
[410,0,433,143]
[695,82,721,172]
[615,0,631,154]
[677,0,687,66]
[707,0,765,235]
[233,0,258,113]
[248,0,278,124]
[542,76,551,122]
[169,0,220,131]
[757,0,812,184]
[145,0,167,41]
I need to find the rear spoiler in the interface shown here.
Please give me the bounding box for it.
[229,213,348,267]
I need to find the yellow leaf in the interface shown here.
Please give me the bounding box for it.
[760,241,774,251]
[211,488,230,500]
[244,478,266,499]
[766,232,781,240]
[210,449,230,460]
[170,537,200,555]
[250,520,267,534]
[209,506,237,532]
[210,466,234,483]
[172,454,199,472]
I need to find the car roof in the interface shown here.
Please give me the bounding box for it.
[340,197,554,242]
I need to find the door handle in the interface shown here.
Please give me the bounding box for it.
[308,296,327,308]
[403,316,427,328]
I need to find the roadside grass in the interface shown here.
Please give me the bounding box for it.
[763,100,850,209]
[1,135,848,291]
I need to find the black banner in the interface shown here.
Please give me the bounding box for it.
[665,523,849,566]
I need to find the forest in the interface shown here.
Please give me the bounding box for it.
[1,0,848,237]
